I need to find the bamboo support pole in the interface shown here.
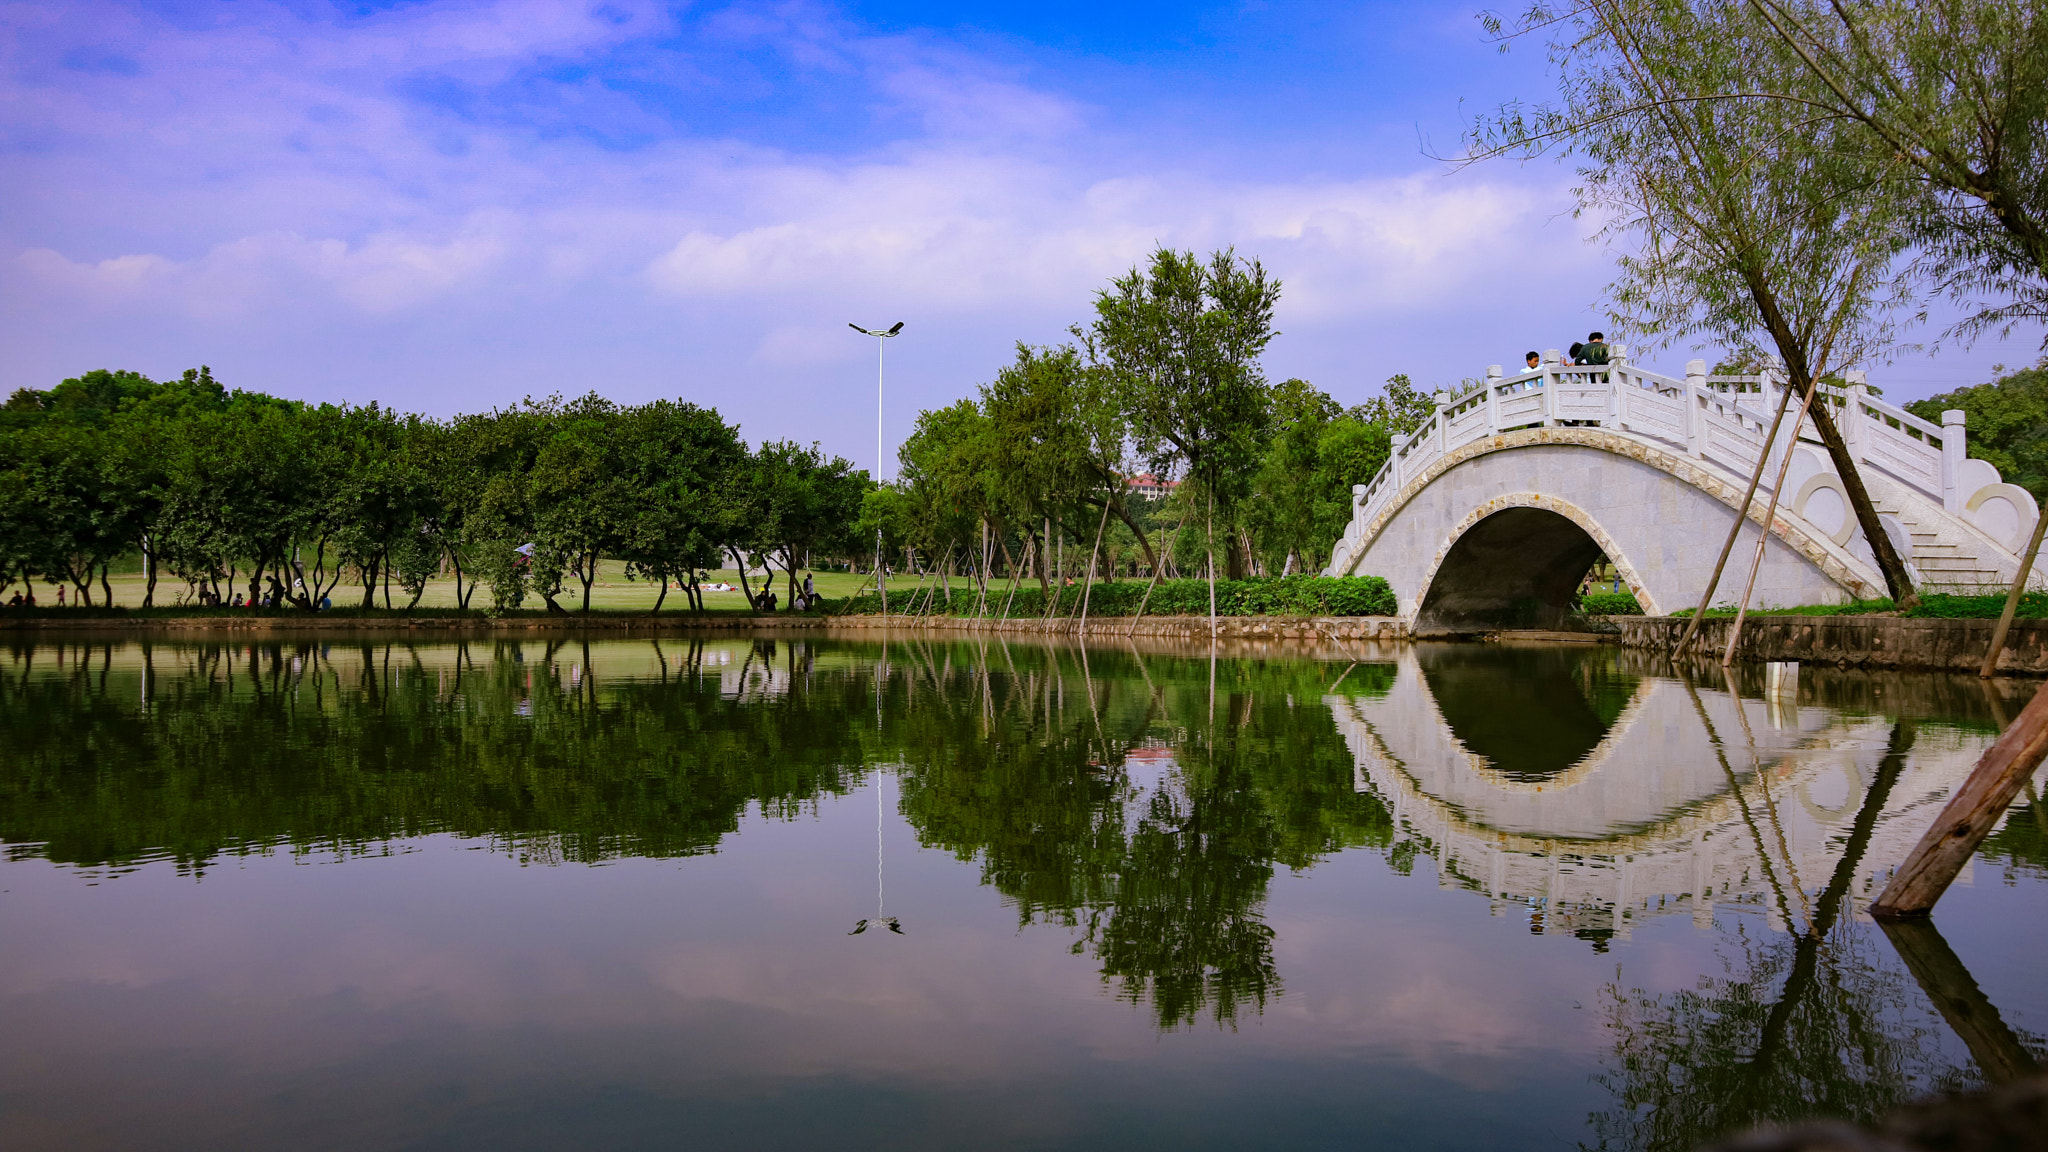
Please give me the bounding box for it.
[1722,377,1823,667]
[1872,683,2048,918]
[1672,375,1800,659]
[1981,510,2048,677]
[1076,496,1112,634]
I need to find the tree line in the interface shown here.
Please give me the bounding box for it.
[0,368,865,612]
[864,247,1437,620]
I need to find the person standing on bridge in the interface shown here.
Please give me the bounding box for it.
[1524,351,1541,372]
[1580,332,1611,365]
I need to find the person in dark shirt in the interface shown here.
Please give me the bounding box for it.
[1581,331,1611,365]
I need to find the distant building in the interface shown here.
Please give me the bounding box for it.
[1123,473,1179,499]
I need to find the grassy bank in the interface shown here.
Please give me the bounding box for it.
[1668,591,2048,620]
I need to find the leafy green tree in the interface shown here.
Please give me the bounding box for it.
[446,402,555,613]
[1906,362,2048,497]
[318,404,432,610]
[748,440,865,607]
[529,394,629,613]
[1347,373,1436,437]
[155,390,316,607]
[1089,247,1282,620]
[1248,379,1339,575]
[613,401,747,613]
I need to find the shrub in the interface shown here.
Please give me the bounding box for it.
[834,573,1397,618]
[1577,591,1644,616]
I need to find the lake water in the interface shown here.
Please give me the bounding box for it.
[2,635,2044,1151]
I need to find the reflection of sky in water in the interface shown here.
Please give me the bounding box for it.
[0,638,2044,1151]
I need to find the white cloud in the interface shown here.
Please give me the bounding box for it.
[643,155,1575,321]
[19,217,515,317]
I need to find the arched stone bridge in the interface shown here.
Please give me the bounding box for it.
[1325,358,2044,634]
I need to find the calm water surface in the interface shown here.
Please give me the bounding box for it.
[2,635,2044,1151]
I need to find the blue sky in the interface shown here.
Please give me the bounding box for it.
[3,0,2038,474]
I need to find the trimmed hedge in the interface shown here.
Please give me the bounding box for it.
[835,574,1397,619]
[1576,591,1644,616]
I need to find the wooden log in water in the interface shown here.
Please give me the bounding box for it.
[1871,684,2048,918]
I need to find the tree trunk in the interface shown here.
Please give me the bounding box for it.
[729,547,759,616]
[360,556,380,609]
[650,573,669,616]
[143,535,157,609]
[1754,291,1917,606]
[578,552,596,613]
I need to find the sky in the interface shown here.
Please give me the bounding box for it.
[4,0,2042,475]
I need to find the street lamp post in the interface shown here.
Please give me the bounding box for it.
[848,321,903,615]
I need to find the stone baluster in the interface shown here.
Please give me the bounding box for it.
[1434,391,1451,452]
[1486,365,1502,379]
[1541,352,1561,426]
[1390,432,1408,488]
[1842,371,1867,468]
[1942,407,1967,514]
[1684,358,1707,457]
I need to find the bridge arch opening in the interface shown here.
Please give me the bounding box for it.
[1415,506,1610,635]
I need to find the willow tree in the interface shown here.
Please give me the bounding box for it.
[1472,0,1921,605]
[1089,247,1281,630]
[1744,0,2048,346]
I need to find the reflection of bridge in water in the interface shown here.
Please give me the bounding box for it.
[1331,645,2030,944]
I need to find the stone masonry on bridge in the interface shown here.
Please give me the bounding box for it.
[1326,358,2044,634]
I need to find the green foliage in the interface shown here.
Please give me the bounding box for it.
[1577,591,1644,616]
[1089,246,1281,581]
[0,365,849,615]
[1906,592,2048,620]
[1905,363,2048,497]
[1346,374,1436,438]
[838,574,1396,618]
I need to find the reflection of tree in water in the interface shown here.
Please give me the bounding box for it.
[0,637,871,870]
[1581,721,2024,1151]
[889,642,1393,1030]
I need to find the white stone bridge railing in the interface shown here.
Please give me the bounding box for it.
[1331,353,2043,591]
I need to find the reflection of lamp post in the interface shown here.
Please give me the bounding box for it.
[849,321,903,613]
[848,769,903,935]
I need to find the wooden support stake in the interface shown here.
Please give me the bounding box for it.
[1871,683,2048,918]
[1981,509,2048,677]
[1671,377,1800,659]
[1722,377,1823,667]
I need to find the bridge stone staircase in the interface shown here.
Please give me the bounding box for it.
[1326,356,2044,601]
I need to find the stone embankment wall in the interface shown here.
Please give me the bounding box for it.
[0,613,1411,642]
[1618,614,2048,675]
